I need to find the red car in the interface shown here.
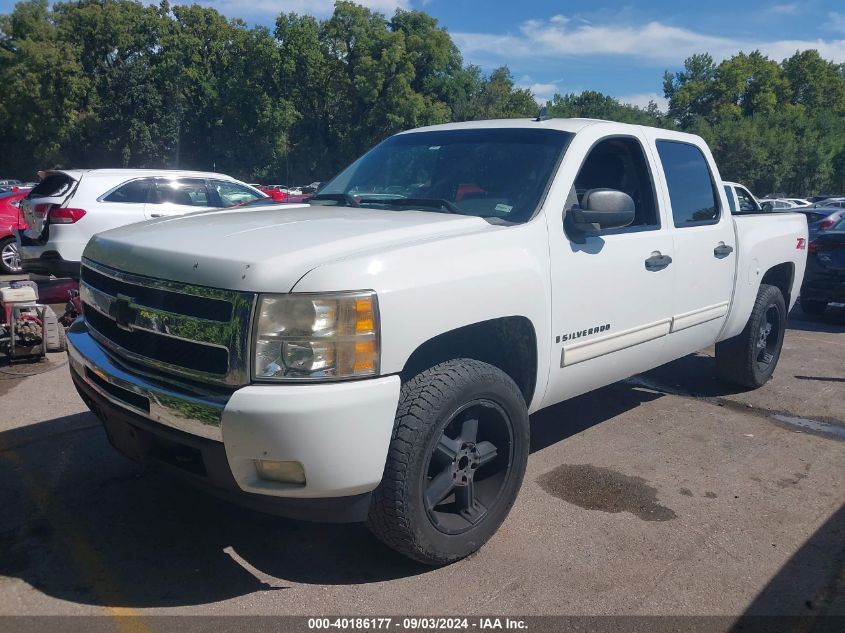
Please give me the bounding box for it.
[0,188,30,274]
[254,185,289,202]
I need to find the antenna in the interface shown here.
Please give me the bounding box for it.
[534,106,551,122]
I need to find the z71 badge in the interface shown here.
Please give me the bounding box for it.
[557,323,611,344]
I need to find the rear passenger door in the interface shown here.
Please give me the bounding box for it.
[96,178,153,231]
[651,137,736,356]
[144,178,214,218]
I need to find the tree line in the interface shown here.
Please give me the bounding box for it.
[1,0,844,195]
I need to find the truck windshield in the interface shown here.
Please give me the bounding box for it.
[313,128,572,223]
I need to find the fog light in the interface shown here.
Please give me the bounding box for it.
[254,459,306,485]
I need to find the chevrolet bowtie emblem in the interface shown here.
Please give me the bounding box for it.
[109,294,139,331]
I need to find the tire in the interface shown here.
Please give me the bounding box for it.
[56,324,67,352]
[716,284,786,389]
[0,236,22,274]
[367,359,529,565]
[800,298,827,316]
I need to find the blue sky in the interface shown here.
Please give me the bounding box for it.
[5,0,845,109]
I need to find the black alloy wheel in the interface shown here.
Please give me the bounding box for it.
[423,399,513,535]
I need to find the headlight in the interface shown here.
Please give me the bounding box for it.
[252,291,379,380]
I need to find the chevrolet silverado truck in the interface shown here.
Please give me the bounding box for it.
[67,118,808,565]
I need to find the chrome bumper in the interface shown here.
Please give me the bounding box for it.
[67,321,229,441]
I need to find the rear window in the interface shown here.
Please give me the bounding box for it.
[28,174,75,199]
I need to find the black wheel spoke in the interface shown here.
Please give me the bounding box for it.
[425,467,455,509]
[460,417,478,444]
[456,481,487,525]
[433,434,461,464]
[421,396,515,536]
[476,441,498,467]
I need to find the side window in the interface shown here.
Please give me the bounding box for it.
[153,178,211,207]
[572,136,659,231]
[723,185,737,213]
[736,188,759,212]
[656,140,720,226]
[212,180,263,207]
[103,178,152,203]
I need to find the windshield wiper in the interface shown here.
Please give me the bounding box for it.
[359,197,464,215]
[310,193,360,207]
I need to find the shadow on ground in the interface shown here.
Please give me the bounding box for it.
[0,375,671,609]
[0,313,839,610]
[735,502,845,621]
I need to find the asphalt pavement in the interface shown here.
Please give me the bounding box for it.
[0,303,843,622]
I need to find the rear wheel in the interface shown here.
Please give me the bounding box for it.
[800,298,827,316]
[367,359,529,565]
[0,237,21,274]
[716,284,786,389]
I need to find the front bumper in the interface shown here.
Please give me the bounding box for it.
[68,323,401,519]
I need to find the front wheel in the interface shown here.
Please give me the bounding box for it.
[716,284,786,389]
[0,237,22,274]
[367,359,529,565]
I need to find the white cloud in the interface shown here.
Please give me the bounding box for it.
[452,15,845,66]
[515,75,563,102]
[618,92,669,111]
[198,0,409,17]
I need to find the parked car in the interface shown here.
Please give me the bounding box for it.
[0,188,31,273]
[807,195,841,203]
[807,197,845,209]
[68,118,807,565]
[17,169,267,279]
[785,198,811,207]
[723,181,763,213]
[758,198,801,210]
[800,214,845,314]
[795,207,845,239]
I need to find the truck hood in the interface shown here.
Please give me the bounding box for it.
[83,204,496,292]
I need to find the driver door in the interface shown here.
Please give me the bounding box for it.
[542,130,676,407]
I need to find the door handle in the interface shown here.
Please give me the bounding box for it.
[645,252,673,271]
[150,213,164,218]
[714,242,734,258]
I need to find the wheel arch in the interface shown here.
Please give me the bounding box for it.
[761,262,795,307]
[400,316,538,409]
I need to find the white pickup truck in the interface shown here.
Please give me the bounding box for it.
[67,118,808,565]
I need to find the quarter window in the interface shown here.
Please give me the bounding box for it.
[103,178,152,204]
[656,141,720,226]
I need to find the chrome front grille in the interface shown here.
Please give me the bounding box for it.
[79,258,255,387]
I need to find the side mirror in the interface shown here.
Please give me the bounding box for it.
[761,201,773,212]
[568,188,635,231]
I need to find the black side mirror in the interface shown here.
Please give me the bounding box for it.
[568,188,635,231]
[761,201,773,212]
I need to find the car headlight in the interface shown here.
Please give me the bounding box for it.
[252,291,379,380]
